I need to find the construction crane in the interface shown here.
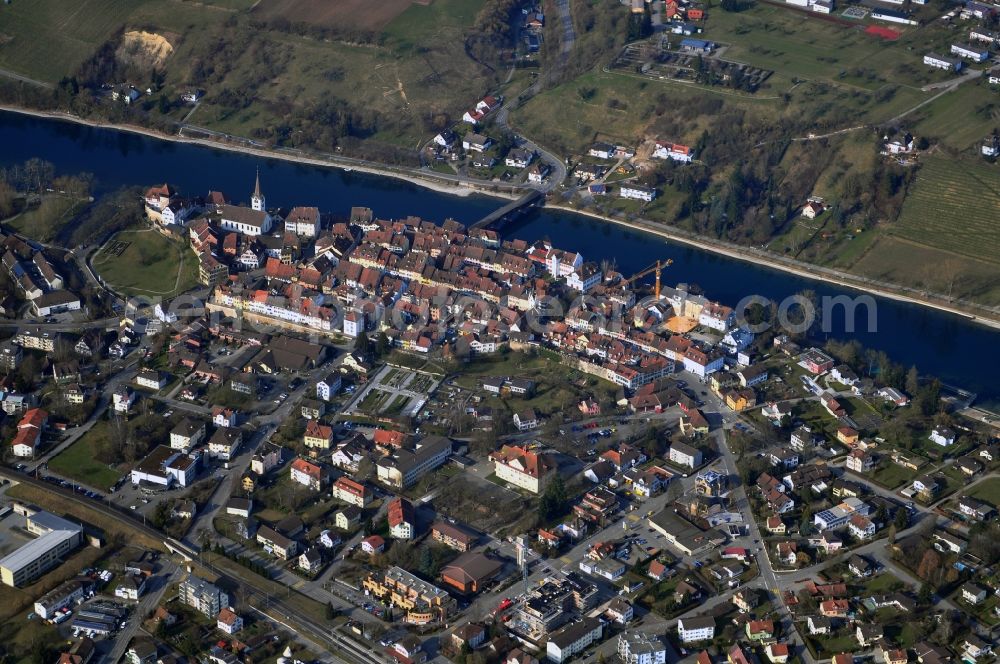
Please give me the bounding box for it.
[626,259,673,299]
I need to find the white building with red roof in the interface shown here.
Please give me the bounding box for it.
[332,476,372,507]
[489,444,555,494]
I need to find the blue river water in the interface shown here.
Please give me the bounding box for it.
[1,110,997,407]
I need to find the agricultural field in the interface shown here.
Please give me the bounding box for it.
[253,0,416,32]
[893,154,1000,266]
[849,236,1000,307]
[92,228,199,297]
[0,0,154,83]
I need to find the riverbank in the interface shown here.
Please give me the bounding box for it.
[549,203,1000,331]
[4,103,999,331]
[0,104,520,202]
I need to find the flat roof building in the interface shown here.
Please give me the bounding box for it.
[1,511,83,587]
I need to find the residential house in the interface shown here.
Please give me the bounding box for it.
[856,623,883,647]
[303,420,334,449]
[216,608,243,635]
[677,616,715,643]
[961,582,988,605]
[332,476,371,506]
[290,458,327,491]
[388,497,415,540]
[668,441,703,469]
[929,428,956,447]
[513,409,539,431]
[489,444,555,494]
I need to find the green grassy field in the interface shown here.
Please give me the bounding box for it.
[967,478,1000,506]
[850,235,1000,306]
[911,81,1000,150]
[4,194,87,243]
[92,229,199,297]
[0,0,157,83]
[382,0,483,48]
[47,421,123,491]
[706,6,896,87]
[893,154,1000,265]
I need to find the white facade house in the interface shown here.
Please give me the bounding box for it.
[546,618,603,664]
[951,42,990,62]
[813,497,870,531]
[668,442,703,468]
[929,428,956,446]
[343,310,364,337]
[677,616,715,643]
[652,142,694,163]
[135,370,166,390]
[217,607,244,635]
[316,373,342,401]
[566,263,603,292]
[113,386,135,413]
[923,53,963,71]
[619,185,656,202]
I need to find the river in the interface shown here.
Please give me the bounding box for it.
[1,110,997,408]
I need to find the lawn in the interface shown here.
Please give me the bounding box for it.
[860,572,904,595]
[872,462,920,490]
[911,81,1000,150]
[967,478,1000,506]
[4,194,87,243]
[91,229,198,297]
[47,420,123,490]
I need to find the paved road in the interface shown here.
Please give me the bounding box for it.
[0,469,362,664]
[0,66,54,89]
[101,561,181,664]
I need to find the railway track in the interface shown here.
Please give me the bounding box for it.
[0,469,390,664]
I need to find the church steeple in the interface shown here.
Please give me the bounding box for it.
[251,168,265,211]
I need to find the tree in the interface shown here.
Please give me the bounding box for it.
[916,549,941,583]
[894,507,909,530]
[376,331,391,357]
[538,474,568,522]
[418,546,435,578]
[916,380,941,417]
[799,504,812,536]
[905,365,920,396]
[325,602,337,620]
[354,330,370,356]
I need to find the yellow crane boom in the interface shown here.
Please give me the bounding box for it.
[626,258,674,299]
